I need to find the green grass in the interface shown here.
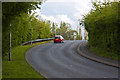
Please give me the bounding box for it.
[88,46,119,60]
[2,41,52,79]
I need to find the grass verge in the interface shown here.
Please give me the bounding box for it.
[2,41,52,79]
[88,46,119,60]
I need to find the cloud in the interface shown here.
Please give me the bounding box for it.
[46,0,75,3]
[40,15,56,22]
[40,14,75,27]
[73,0,92,20]
[56,15,74,25]
[72,0,116,20]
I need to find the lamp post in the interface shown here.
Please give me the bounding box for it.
[78,19,81,34]
[30,19,32,45]
[81,21,85,40]
[78,19,82,40]
[9,23,11,61]
[78,19,85,40]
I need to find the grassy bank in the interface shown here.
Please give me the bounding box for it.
[88,46,119,61]
[2,41,52,79]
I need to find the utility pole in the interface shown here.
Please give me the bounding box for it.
[9,23,11,61]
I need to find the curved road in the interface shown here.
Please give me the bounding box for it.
[26,40,118,78]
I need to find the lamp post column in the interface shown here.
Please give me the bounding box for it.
[9,23,11,61]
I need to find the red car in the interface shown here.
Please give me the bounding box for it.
[54,35,64,43]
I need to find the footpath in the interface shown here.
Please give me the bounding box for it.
[77,40,120,68]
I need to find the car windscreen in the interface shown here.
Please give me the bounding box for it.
[55,37,60,39]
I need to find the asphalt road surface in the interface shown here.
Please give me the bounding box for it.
[26,40,118,78]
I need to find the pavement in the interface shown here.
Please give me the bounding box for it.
[77,40,120,68]
[26,40,119,78]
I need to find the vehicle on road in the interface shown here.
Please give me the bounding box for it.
[54,35,64,43]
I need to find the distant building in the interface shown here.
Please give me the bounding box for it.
[79,24,88,40]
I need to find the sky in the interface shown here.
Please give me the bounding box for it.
[35,0,93,30]
[35,0,116,30]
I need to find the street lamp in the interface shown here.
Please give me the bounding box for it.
[9,23,11,61]
[30,19,32,45]
[78,19,85,40]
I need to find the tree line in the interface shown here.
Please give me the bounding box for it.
[2,2,80,57]
[84,1,120,59]
[2,1,49,57]
[52,21,81,40]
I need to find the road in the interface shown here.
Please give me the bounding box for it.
[26,40,118,78]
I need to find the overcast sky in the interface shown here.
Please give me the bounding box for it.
[35,0,115,30]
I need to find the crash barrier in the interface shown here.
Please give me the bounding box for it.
[22,38,54,45]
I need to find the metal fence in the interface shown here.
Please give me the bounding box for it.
[22,38,54,45]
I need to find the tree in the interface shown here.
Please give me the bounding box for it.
[55,22,79,40]
[84,1,120,59]
[2,1,50,57]
[51,22,56,37]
